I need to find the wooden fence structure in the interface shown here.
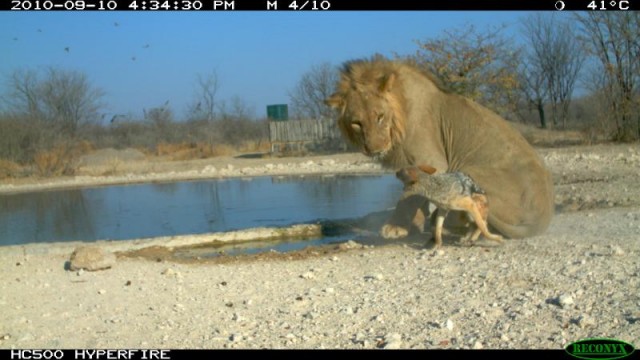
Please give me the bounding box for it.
[268,118,345,153]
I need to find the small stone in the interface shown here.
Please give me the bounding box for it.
[609,245,625,256]
[303,312,318,320]
[500,334,510,342]
[576,314,596,328]
[558,294,574,308]
[330,256,339,261]
[324,287,334,294]
[338,240,363,250]
[98,289,106,295]
[473,341,483,349]
[364,274,384,281]
[69,246,116,271]
[383,333,402,349]
[300,272,314,279]
[445,319,454,331]
[162,268,176,276]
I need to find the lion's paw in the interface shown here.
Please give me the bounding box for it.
[380,224,409,239]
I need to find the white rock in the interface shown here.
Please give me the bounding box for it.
[576,314,596,328]
[610,245,625,256]
[300,272,315,279]
[162,268,176,276]
[445,319,454,331]
[558,294,574,308]
[384,333,402,349]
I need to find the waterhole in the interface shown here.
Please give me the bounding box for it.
[0,175,402,254]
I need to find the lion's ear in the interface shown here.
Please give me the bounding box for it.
[379,73,396,93]
[324,93,343,109]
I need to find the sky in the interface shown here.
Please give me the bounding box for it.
[1,11,566,123]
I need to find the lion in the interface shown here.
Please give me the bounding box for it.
[325,57,554,239]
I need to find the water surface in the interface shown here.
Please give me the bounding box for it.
[0,175,402,246]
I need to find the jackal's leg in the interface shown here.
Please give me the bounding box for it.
[469,227,482,242]
[433,208,448,248]
[466,203,503,244]
[461,223,481,243]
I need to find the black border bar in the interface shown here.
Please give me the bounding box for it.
[1,349,580,359]
[3,0,638,11]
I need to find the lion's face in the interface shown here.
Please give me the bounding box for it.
[325,73,405,159]
[340,92,396,158]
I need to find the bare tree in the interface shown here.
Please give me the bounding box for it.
[217,96,264,146]
[4,67,104,137]
[188,70,219,121]
[405,24,522,117]
[39,68,105,136]
[3,69,41,118]
[218,95,256,121]
[288,62,338,120]
[144,103,175,143]
[576,12,640,141]
[521,14,584,129]
[518,58,549,128]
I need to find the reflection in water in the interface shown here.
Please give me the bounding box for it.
[0,190,97,244]
[0,174,402,246]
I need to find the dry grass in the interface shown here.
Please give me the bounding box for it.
[101,157,124,176]
[510,122,589,147]
[237,140,271,153]
[0,159,22,179]
[33,141,93,177]
[155,141,270,161]
[156,142,236,160]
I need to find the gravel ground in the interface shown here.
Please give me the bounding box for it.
[0,143,639,349]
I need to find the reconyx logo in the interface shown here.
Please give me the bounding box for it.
[566,338,636,360]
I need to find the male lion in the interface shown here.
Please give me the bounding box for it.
[325,58,554,239]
